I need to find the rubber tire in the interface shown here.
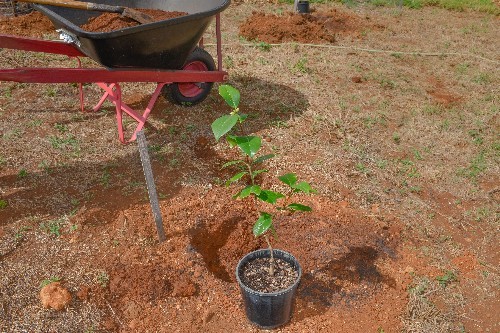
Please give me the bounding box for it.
[165,47,216,106]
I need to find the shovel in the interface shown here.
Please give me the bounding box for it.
[20,0,154,24]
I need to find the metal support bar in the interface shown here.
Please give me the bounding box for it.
[0,68,228,83]
[0,34,85,56]
[136,130,166,243]
[216,13,223,72]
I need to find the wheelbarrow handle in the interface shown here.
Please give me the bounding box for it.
[20,0,154,23]
[86,3,124,13]
[19,0,123,14]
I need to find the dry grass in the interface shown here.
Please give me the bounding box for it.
[403,277,458,333]
[1,1,499,332]
[0,1,32,16]
[0,217,103,332]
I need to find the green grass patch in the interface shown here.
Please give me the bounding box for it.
[279,0,338,3]
[459,151,487,180]
[335,0,499,13]
[291,57,310,74]
[14,226,31,241]
[40,276,61,288]
[0,199,8,209]
[49,134,79,150]
[97,271,109,288]
[436,270,458,287]
[355,162,370,174]
[17,169,28,179]
[370,0,423,9]
[430,0,499,13]
[40,218,66,237]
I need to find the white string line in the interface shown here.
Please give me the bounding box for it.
[204,42,500,65]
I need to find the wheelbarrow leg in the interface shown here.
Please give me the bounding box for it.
[128,82,168,142]
[114,84,125,144]
[92,83,115,112]
[73,57,85,113]
[93,82,169,143]
[94,83,125,143]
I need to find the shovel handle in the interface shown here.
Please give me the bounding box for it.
[86,2,123,13]
[19,0,123,13]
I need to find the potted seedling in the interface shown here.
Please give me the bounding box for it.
[211,84,315,328]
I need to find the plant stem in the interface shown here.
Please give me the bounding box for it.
[246,161,255,185]
[264,234,275,276]
[238,121,245,135]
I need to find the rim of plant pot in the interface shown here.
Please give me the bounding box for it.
[235,248,302,296]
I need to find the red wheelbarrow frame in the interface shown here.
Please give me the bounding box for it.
[0,14,228,143]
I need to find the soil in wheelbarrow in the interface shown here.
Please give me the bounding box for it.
[239,8,381,44]
[0,9,188,36]
[81,9,188,33]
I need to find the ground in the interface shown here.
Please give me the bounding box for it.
[0,1,499,332]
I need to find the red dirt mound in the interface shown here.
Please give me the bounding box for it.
[239,9,374,44]
[0,11,55,37]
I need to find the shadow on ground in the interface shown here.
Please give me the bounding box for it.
[0,77,309,228]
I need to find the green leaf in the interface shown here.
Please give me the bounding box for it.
[211,114,239,141]
[226,135,237,148]
[234,185,261,199]
[253,212,272,237]
[257,190,285,204]
[278,173,297,186]
[287,203,312,212]
[233,136,261,157]
[219,85,240,109]
[226,172,247,186]
[238,114,248,123]
[221,160,245,169]
[253,154,275,165]
[292,181,315,194]
[251,169,268,178]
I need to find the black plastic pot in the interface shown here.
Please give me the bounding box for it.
[297,1,309,14]
[235,249,302,329]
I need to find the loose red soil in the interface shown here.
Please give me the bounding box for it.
[239,9,378,43]
[81,10,188,33]
[39,282,72,310]
[66,188,410,332]
[426,76,462,107]
[0,11,55,37]
[0,4,497,333]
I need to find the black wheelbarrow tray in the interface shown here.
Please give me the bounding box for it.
[34,0,230,69]
[0,0,230,143]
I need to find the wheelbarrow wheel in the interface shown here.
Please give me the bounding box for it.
[165,47,216,106]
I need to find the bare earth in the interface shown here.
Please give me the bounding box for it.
[0,1,499,333]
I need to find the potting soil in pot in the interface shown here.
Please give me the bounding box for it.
[241,257,298,293]
[81,9,188,32]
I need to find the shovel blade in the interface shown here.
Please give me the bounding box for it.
[122,8,154,24]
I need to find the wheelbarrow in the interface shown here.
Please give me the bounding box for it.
[0,0,231,143]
